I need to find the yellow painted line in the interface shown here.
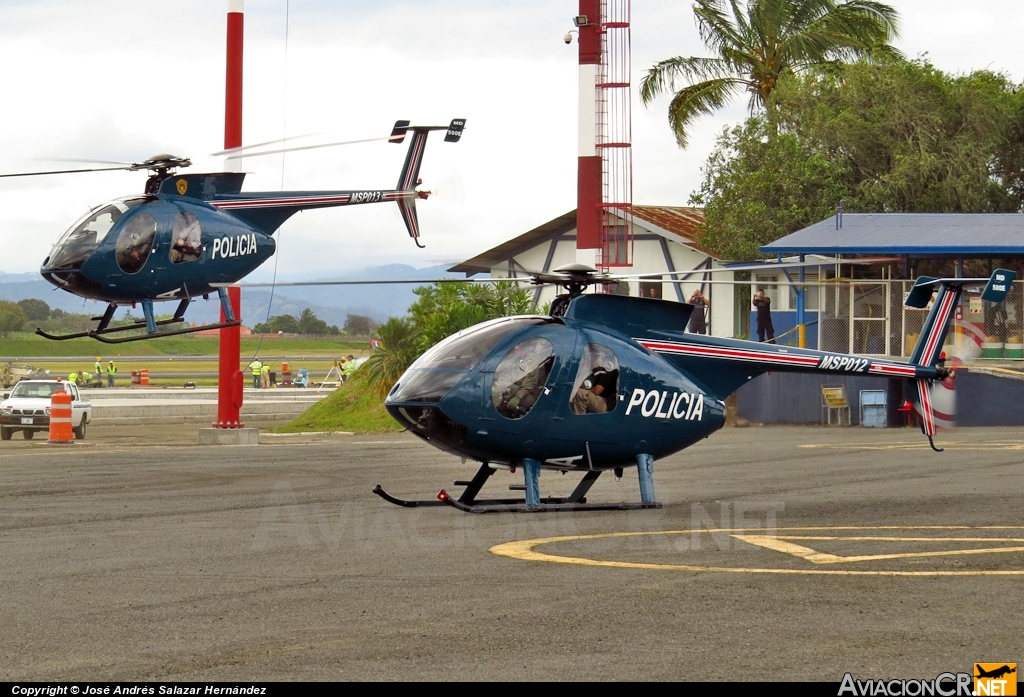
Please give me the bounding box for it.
[731,535,842,563]
[732,534,1024,564]
[798,442,1024,451]
[774,536,1024,543]
[490,527,1024,577]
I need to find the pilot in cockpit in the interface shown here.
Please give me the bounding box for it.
[571,362,617,415]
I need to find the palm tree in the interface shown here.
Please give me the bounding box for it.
[363,317,421,398]
[639,0,901,147]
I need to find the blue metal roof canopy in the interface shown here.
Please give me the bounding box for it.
[761,213,1024,256]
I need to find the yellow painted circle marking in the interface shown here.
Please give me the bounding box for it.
[798,441,1024,451]
[490,526,1024,576]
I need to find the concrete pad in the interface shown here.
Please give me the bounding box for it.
[196,427,260,446]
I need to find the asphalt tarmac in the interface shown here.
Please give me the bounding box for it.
[1,425,1022,681]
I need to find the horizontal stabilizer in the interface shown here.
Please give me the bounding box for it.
[389,120,411,144]
[905,276,938,308]
[444,119,466,143]
[905,269,1017,308]
[981,268,1017,303]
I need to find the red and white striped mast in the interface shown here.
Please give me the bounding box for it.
[575,1,603,264]
[573,1,633,270]
[214,0,245,429]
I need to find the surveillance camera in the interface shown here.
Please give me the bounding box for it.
[563,32,573,44]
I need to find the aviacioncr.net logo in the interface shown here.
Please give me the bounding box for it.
[839,673,973,696]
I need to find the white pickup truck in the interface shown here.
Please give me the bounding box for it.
[0,379,92,441]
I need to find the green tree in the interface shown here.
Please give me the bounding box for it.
[0,300,29,336]
[17,298,50,321]
[639,0,900,147]
[363,317,421,398]
[255,314,299,334]
[297,308,329,335]
[691,118,852,259]
[344,314,378,336]
[409,281,535,350]
[774,60,1024,212]
[691,59,1024,258]
[361,281,537,398]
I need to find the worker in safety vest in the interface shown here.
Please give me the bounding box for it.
[343,355,357,381]
[337,357,347,384]
[260,363,270,389]
[68,371,79,384]
[94,356,102,375]
[247,358,262,389]
[81,370,93,387]
[107,360,117,388]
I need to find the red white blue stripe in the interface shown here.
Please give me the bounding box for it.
[637,338,918,376]
[918,289,957,367]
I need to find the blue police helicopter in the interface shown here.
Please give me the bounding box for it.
[225,263,1016,513]
[0,119,465,343]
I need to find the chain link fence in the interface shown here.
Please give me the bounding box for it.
[815,280,1024,359]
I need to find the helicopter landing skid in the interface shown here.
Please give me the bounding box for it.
[36,318,241,344]
[441,498,662,514]
[373,464,663,513]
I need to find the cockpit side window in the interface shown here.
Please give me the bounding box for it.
[115,212,157,274]
[169,211,202,263]
[492,337,555,419]
[570,343,619,415]
[67,205,122,246]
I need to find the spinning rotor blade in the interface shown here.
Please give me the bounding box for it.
[0,165,133,178]
[223,136,392,160]
[212,277,541,289]
[421,173,465,203]
[1,153,191,179]
[210,133,323,157]
[36,157,137,166]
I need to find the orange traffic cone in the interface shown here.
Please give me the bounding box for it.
[48,390,74,443]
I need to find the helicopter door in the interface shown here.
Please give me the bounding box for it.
[169,212,202,264]
[114,212,158,274]
[491,337,556,420]
[568,343,620,415]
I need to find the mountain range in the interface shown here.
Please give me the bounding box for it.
[0,263,465,327]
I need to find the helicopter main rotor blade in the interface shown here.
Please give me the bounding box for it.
[223,136,394,160]
[36,157,137,166]
[210,132,323,157]
[0,165,133,178]
[212,277,542,289]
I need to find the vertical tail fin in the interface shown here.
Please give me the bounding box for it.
[907,281,962,368]
[396,197,423,248]
[388,118,465,248]
[392,118,466,192]
[904,269,1016,451]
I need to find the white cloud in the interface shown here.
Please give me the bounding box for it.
[0,0,1021,279]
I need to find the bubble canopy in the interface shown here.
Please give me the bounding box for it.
[44,197,149,272]
[388,316,559,404]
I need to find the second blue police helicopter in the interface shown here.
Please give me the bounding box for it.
[225,263,1016,512]
[0,119,465,343]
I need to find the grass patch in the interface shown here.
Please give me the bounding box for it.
[1,333,370,358]
[273,369,401,434]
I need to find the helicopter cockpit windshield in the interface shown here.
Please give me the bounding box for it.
[44,197,148,272]
[388,316,558,404]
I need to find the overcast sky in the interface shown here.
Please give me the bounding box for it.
[1,0,1021,280]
